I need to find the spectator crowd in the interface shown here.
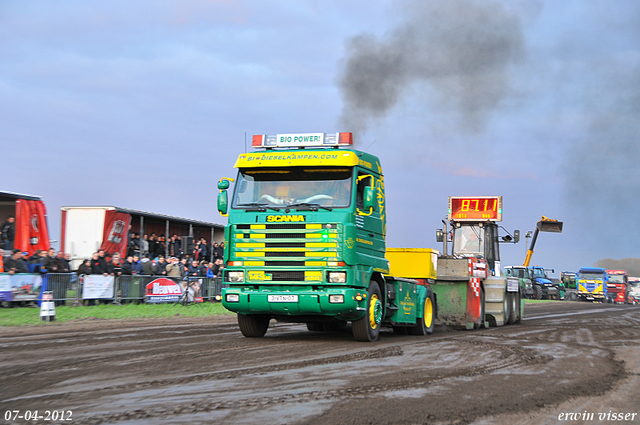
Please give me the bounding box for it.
[0,233,225,278]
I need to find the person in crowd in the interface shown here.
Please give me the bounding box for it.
[154,255,167,275]
[148,233,158,258]
[168,234,181,258]
[179,257,189,277]
[166,257,182,277]
[188,259,202,277]
[141,253,154,275]
[196,238,208,262]
[97,249,109,273]
[140,234,150,257]
[43,248,58,273]
[0,248,4,272]
[131,255,143,275]
[1,216,15,251]
[111,256,122,277]
[127,232,141,257]
[32,249,50,274]
[157,234,166,257]
[76,259,92,276]
[90,252,108,276]
[121,255,133,275]
[4,249,29,274]
[212,258,225,277]
[55,251,70,273]
[76,259,93,306]
[212,242,221,261]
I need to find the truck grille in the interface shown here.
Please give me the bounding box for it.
[232,222,341,283]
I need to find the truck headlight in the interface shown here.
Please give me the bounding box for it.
[329,294,344,303]
[226,294,240,303]
[228,271,244,283]
[328,271,346,283]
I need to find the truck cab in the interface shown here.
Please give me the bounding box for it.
[577,267,609,302]
[217,132,434,342]
[606,270,628,304]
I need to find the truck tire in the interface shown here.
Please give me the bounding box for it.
[353,281,382,342]
[237,313,270,338]
[410,289,435,335]
[535,285,543,300]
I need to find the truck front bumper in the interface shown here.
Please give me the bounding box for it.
[222,286,367,320]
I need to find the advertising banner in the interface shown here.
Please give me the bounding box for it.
[99,211,131,258]
[15,199,51,256]
[0,273,43,302]
[145,277,184,303]
[83,275,115,299]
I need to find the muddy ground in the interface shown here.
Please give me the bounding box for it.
[1,302,639,425]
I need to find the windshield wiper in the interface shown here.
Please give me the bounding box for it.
[236,203,280,212]
[286,202,332,211]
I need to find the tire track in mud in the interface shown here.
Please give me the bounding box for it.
[67,339,553,424]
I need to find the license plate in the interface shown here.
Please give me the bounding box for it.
[268,295,298,303]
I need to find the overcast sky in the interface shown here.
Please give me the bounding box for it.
[2,0,639,274]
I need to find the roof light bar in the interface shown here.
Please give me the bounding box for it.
[252,132,353,149]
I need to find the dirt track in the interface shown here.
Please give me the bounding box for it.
[1,302,639,425]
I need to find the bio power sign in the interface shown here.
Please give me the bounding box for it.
[276,133,324,147]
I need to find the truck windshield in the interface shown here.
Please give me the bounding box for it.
[453,226,484,257]
[608,275,625,283]
[580,272,604,280]
[232,167,353,209]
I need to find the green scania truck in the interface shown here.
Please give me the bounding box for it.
[216,132,438,342]
[216,132,522,341]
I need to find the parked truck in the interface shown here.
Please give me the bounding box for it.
[628,277,640,305]
[577,267,609,302]
[432,196,522,328]
[0,191,50,256]
[605,270,629,304]
[217,132,437,341]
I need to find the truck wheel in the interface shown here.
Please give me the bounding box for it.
[237,313,270,338]
[535,285,543,300]
[410,290,435,335]
[306,322,324,332]
[353,282,382,342]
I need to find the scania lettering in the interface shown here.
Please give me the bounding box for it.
[217,132,436,342]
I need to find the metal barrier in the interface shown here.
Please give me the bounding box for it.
[5,273,226,306]
[44,273,76,306]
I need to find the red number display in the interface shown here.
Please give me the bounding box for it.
[448,196,502,221]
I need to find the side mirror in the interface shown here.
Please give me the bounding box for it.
[217,191,228,216]
[513,230,520,243]
[436,229,444,243]
[218,180,230,190]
